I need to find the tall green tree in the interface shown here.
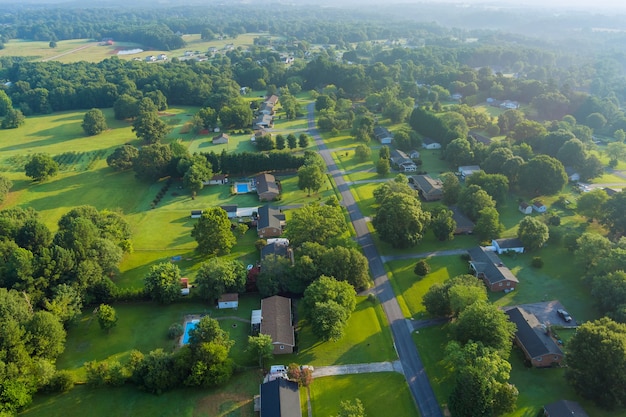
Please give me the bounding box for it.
[373,192,430,248]
[517,217,549,251]
[565,317,626,409]
[297,164,325,196]
[132,99,170,143]
[191,207,236,256]
[25,153,59,181]
[97,304,118,333]
[458,185,496,222]
[144,262,181,304]
[247,334,273,368]
[81,108,107,136]
[195,258,246,303]
[107,145,139,171]
[441,172,461,205]
[336,399,366,417]
[518,155,567,196]
[601,190,626,238]
[0,174,13,204]
[474,207,504,241]
[431,209,456,241]
[453,301,516,356]
[576,189,608,220]
[1,108,25,129]
[285,204,347,247]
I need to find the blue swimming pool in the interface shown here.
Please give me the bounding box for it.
[235,183,250,193]
[182,320,199,345]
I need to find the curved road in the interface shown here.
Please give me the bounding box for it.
[306,103,443,417]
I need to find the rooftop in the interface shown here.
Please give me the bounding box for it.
[506,307,564,359]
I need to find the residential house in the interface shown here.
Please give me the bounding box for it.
[260,295,296,354]
[492,238,525,254]
[261,241,294,264]
[213,133,229,144]
[564,166,580,182]
[450,206,475,234]
[505,307,564,368]
[203,173,229,185]
[519,202,533,215]
[532,201,547,213]
[410,175,443,201]
[257,205,285,238]
[256,173,280,201]
[254,114,273,129]
[265,95,279,107]
[500,100,519,109]
[374,126,393,145]
[469,130,492,146]
[603,187,621,196]
[145,55,156,62]
[422,137,442,150]
[451,93,463,100]
[458,165,481,179]
[543,400,589,417]
[408,150,421,159]
[218,293,239,309]
[157,54,167,60]
[390,149,418,172]
[259,378,301,417]
[220,205,238,219]
[468,246,519,292]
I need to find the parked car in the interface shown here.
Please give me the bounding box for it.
[557,309,572,322]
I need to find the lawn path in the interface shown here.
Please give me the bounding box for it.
[41,42,98,61]
[312,360,403,378]
[306,103,444,417]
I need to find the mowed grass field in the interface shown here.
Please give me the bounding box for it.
[308,373,417,417]
[0,33,268,64]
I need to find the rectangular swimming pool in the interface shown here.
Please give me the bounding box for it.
[182,319,199,345]
[235,183,251,194]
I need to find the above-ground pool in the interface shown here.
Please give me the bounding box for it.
[181,319,200,345]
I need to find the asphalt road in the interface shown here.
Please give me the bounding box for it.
[306,103,443,417]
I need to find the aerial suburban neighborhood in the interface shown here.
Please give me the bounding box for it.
[1,1,626,417]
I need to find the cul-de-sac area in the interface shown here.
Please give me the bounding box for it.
[2,3,626,417]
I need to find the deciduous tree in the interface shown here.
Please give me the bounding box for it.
[195,258,246,303]
[373,192,430,248]
[191,208,236,256]
[144,262,181,304]
[517,216,549,251]
[97,304,118,333]
[453,301,516,356]
[107,145,139,171]
[25,153,59,181]
[248,334,273,368]
[82,108,107,136]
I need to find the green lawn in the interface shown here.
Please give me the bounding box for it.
[21,369,261,417]
[276,296,396,367]
[386,256,468,318]
[308,373,418,417]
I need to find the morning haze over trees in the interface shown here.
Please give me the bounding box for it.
[2,0,626,416]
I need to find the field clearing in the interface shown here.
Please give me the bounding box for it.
[0,33,266,64]
[21,369,261,417]
[386,256,468,318]
[308,373,418,417]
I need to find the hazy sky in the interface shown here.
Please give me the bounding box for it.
[411,0,626,11]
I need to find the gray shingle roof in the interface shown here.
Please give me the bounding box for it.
[505,307,563,359]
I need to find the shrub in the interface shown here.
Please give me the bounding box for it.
[168,323,184,340]
[531,257,544,268]
[414,260,431,276]
[367,293,377,303]
[44,370,75,393]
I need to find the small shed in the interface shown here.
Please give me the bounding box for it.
[180,278,190,296]
[518,202,533,215]
[218,293,239,309]
[532,201,547,213]
[213,133,230,145]
[191,210,203,219]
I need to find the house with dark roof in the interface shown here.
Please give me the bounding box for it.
[212,133,229,144]
[543,400,589,417]
[468,247,519,292]
[422,137,442,150]
[260,296,295,354]
[373,126,393,144]
[532,201,547,213]
[256,173,280,201]
[261,241,293,264]
[469,130,492,145]
[603,187,620,197]
[254,114,274,129]
[458,165,481,179]
[220,205,238,219]
[260,378,301,417]
[505,307,564,368]
[257,205,285,238]
[492,238,525,254]
[390,149,417,172]
[450,206,475,234]
[410,175,443,201]
[519,202,533,214]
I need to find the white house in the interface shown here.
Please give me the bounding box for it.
[218,293,239,309]
[408,150,421,159]
[422,137,442,150]
[492,238,525,254]
[565,166,580,182]
[374,126,393,145]
[532,201,547,213]
[458,165,481,179]
[518,202,533,215]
